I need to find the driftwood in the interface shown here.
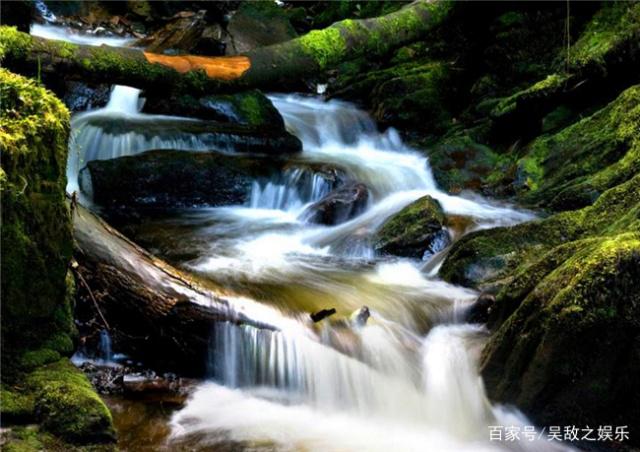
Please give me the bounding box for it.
[72,205,275,375]
[0,1,451,95]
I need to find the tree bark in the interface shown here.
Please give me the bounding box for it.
[72,204,275,376]
[0,1,451,95]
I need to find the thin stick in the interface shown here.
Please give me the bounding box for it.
[71,262,110,331]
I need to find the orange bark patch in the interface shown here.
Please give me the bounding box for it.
[144,52,251,81]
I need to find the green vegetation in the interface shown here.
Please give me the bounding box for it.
[1,69,114,447]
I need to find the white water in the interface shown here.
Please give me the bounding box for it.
[61,70,562,450]
[30,23,136,47]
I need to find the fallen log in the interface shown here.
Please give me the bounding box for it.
[0,1,452,94]
[72,204,275,376]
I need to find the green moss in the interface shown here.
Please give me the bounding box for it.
[1,385,35,422]
[26,360,115,443]
[481,232,640,429]
[374,195,446,257]
[1,69,76,374]
[569,2,640,71]
[299,27,346,69]
[491,73,568,119]
[0,26,32,62]
[515,84,640,208]
[20,349,62,371]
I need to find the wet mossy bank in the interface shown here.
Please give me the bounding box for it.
[0,69,115,448]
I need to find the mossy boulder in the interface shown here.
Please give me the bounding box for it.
[421,132,504,194]
[143,89,288,131]
[374,195,449,258]
[441,174,640,436]
[27,360,115,443]
[0,69,75,375]
[481,233,640,435]
[332,60,453,133]
[0,69,115,447]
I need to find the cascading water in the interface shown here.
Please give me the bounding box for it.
[56,44,565,447]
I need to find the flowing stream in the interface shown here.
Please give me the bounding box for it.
[37,21,571,451]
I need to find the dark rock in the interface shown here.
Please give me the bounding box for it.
[134,10,212,55]
[374,195,450,259]
[82,149,287,209]
[224,2,297,55]
[352,306,370,326]
[61,81,111,112]
[310,308,336,323]
[302,183,369,225]
[464,293,495,324]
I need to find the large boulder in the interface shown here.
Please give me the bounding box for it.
[374,195,449,258]
[82,149,286,209]
[302,183,369,225]
[0,69,114,445]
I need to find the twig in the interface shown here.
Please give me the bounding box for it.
[70,260,110,331]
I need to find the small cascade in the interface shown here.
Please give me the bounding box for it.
[249,167,335,213]
[99,329,113,363]
[30,23,136,47]
[34,0,57,23]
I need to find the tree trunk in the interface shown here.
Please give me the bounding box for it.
[0,1,451,95]
[72,204,275,376]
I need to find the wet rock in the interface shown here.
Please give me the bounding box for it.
[82,149,286,209]
[224,2,297,55]
[351,306,371,327]
[374,195,450,259]
[61,81,111,112]
[134,10,215,55]
[301,183,369,226]
[464,293,495,324]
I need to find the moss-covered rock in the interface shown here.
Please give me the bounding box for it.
[569,2,640,74]
[0,68,75,375]
[0,69,115,447]
[441,173,640,289]
[374,195,449,258]
[27,360,115,443]
[421,131,505,193]
[514,84,640,209]
[481,233,640,435]
[332,60,453,132]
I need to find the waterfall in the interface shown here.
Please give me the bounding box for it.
[98,329,113,363]
[249,167,335,212]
